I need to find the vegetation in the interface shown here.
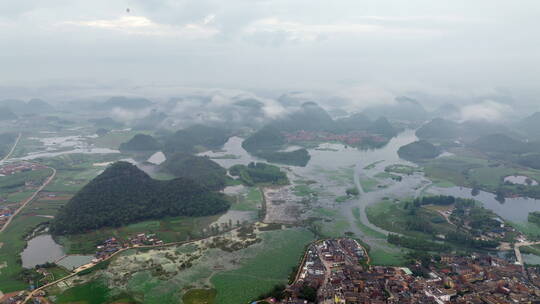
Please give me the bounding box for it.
[388,234,451,252]
[470,133,531,155]
[256,148,311,167]
[0,132,17,158]
[397,140,441,161]
[416,118,461,140]
[229,162,289,186]
[242,126,286,153]
[385,164,421,175]
[50,162,229,235]
[210,229,314,304]
[529,212,540,226]
[183,288,216,304]
[59,214,219,254]
[119,134,161,151]
[162,153,228,190]
[55,279,114,304]
[367,200,454,239]
[163,124,230,155]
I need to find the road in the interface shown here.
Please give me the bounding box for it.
[22,226,243,303]
[0,133,21,164]
[0,166,56,234]
[514,240,540,266]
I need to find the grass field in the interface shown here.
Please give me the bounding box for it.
[351,207,386,240]
[424,155,540,195]
[230,187,263,212]
[384,164,421,175]
[210,229,314,304]
[183,288,217,304]
[369,248,406,266]
[359,177,379,192]
[366,200,454,239]
[0,215,50,292]
[54,278,139,304]
[90,131,151,149]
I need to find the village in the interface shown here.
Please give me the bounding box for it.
[276,238,540,304]
[0,162,50,231]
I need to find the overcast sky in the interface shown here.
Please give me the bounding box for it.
[1,0,539,95]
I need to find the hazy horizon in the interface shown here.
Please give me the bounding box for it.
[1,1,539,98]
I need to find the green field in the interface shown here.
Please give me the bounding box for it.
[366,200,454,239]
[230,187,263,212]
[210,229,314,304]
[359,177,379,192]
[351,207,386,240]
[369,248,406,266]
[183,288,216,304]
[90,131,151,149]
[384,164,421,175]
[55,278,137,304]
[0,214,50,292]
[424,155,540,196]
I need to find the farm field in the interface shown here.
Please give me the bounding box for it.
[210,228,314,304]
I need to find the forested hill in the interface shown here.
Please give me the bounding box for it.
[119,134,161,151]
[163,124,231,155]
[50,162,229,235]
[398,140,441,161]
[161,153,228,191]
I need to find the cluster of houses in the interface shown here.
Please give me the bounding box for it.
[278,238,540,304]
[0,162,45,176]
[0,205,17,228]
[94,234,163,261]
[283,131,387,147]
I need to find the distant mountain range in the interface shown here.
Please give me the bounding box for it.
[0,98,54,115]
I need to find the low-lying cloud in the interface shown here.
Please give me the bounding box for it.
[460,100,513,122]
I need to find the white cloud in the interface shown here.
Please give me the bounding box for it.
[336,85,396,112]
[243,17,442,44]
[460,100,513,122]
[63,15,218,38]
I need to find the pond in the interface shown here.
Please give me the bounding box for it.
[522,253,540,265]
[56,255,94,270]
[21,234,65,268]
[147,151,166,165]
[427,186,540,223]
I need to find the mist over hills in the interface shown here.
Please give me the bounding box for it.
[0,98,54,116]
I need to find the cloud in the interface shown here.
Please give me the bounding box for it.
[460,100,513,122]
[63,15,218,37]
[242,18,442,45]
[335,85,396,112]
[110,107,152,122]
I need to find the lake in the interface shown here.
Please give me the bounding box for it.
[427,186,540,223]
[21,234,65,268]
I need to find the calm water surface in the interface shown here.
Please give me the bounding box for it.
[21,234,64,268]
